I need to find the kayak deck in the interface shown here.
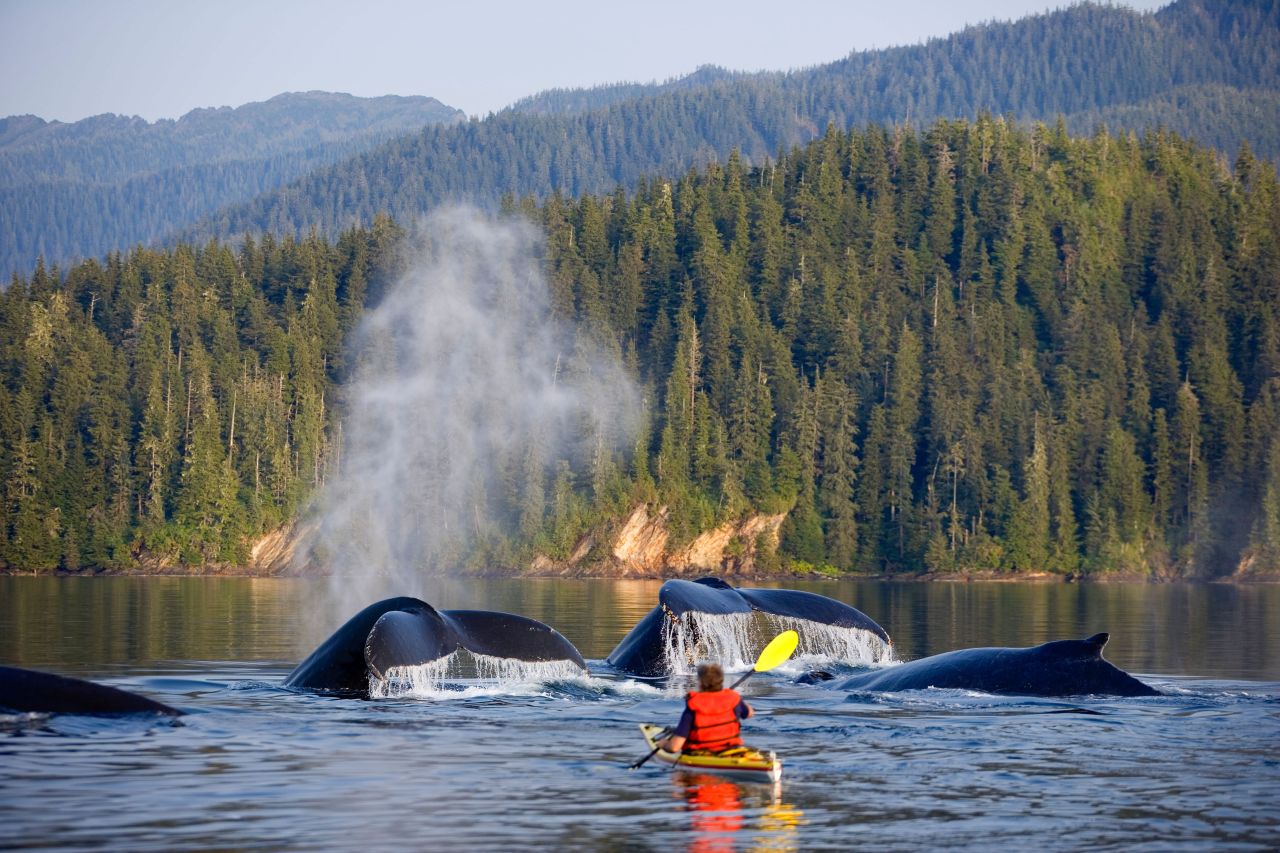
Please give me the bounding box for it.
[639,723,782,784]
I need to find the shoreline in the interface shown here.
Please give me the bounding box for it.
[3,566,1276,584]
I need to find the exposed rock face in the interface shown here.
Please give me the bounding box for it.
[249,522,308,575]
[1231,549,1280,581]
[242,505,785,578]
[610,504,672,571]
[123,522,307,575]
[531,504,787,578]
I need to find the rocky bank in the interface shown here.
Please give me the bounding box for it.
[528,504,786,579]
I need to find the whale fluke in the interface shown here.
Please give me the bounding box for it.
[607,576,890,678]
[735,587,890,642]
[439,610,588,669]
[287,596,586,695]
[287,597,428,693]
[0,665,182,716]
[364,608,454,681]
[660,578,752,616]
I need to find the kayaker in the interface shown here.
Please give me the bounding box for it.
[660,663,753,754]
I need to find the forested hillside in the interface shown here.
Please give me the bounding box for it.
[0,92,463,277]
[3,119,1278,579]
[1065,85,1280,160]
[188,0,1280,247]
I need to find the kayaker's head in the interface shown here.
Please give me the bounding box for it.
[697,663,724,692]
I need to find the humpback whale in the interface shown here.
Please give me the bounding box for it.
[285,596,587,695]
[0,665,183,716]
[606,577,891,678]
[828,633,1160,697]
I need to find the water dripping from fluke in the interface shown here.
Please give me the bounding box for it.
[372,651,588,700]
[659,612,894,681]
[606,577,894,679]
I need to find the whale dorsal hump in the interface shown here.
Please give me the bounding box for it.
[1036,632,1112,661]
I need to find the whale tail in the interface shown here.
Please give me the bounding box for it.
[288,597,587,694]
[437,610,587,670]
[608,576,891,677]
[364,608,456,680]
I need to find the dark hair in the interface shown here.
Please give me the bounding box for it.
[697,663,724,692]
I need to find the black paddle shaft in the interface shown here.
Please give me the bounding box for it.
[628,727,672,770]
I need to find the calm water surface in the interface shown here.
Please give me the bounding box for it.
[1,577,1277,851]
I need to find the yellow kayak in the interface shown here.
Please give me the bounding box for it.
[639,723,782,784]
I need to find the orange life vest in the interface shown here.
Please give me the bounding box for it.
[684,689,743,752]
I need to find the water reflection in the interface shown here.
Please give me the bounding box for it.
[679,774,743,852]
[1,576,1276,680]
[673,773,802,853]
[754,800,805,853]
[747,578,1280,680]
[1,576,1275,851]
[0,577,304,675]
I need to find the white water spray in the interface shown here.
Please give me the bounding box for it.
[295,207,639,628]
[371,651,588,699]
[659,612,894,681]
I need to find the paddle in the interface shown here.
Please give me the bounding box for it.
[628,629,799,770]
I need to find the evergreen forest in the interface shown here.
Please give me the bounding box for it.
[6,1,1275,286]
[3,118,1279,579]
[187,0,1280,250]
[0,93,463,278]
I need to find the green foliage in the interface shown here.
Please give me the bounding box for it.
[2,116,1278,580]
[187,1,1280,257]
[1,93,463,277]
[0,228,393,569]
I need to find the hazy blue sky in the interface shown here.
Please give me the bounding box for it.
[1,0,1170,123]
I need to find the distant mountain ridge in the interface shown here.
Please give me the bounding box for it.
[183,0,1279,250]
[1064,84,1280,159]
[506,65,754,116]
[0,92,463,275]
[4,0,1277,278]
[0,92,462,185]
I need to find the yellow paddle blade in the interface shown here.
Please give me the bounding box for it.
[753,630,799,673]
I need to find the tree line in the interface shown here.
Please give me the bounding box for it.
[6,1,1276,284]
[190,0,1280,249]
[0,93,462,277]
[2,117,1278,577]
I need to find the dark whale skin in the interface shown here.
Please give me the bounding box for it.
[607,576,889,678]
[285,596,586,695]
[0,665,182,715]
[833,633,1160,697]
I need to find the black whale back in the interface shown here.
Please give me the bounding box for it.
[0,665,182,715]
[835,633,1160,697]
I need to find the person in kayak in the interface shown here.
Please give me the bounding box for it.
[660,663,754,754]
